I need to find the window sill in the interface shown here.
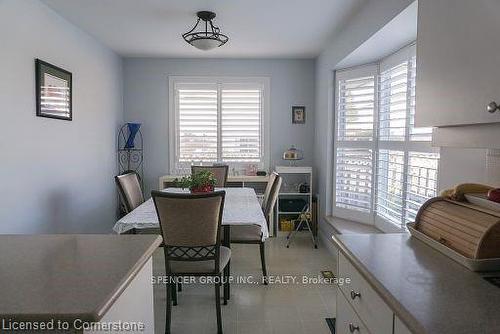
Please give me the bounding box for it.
[325,216,382,234]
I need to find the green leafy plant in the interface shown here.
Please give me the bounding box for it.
[174,170,217,192]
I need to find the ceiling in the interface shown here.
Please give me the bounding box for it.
[42,0,367,58]
[336,1,417,69]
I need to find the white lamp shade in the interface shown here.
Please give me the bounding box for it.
[190,38,221,51]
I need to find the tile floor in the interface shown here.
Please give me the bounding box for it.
[152,232,337,334]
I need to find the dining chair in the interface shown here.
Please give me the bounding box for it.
[115,171,144,214]
[260,172,278,209]
[229,172,282,285]
[151,190,230,334]
[191,165,229,187]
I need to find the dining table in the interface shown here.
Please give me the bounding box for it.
[113,187,269,299]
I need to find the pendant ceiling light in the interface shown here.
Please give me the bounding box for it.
[182,11,229,51]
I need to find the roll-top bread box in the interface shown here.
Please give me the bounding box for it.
[408,197,500,271]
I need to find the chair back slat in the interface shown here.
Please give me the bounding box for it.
[264,174,282,221]
[191,165,229,187]
[262,172,278,211]
[115,172,144,213]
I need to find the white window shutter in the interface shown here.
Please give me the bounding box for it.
[376,150,405,225]
[335,148,373,212]
[176,88,218,163]
[405,151,439,223]
[221,88,262,162]
[409,56,433,141]
[379,62,409,141]
[337,76,375,141]
[334,44,440,230]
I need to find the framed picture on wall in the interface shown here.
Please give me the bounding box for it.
[292,106,305,124]
[35,59,72,121]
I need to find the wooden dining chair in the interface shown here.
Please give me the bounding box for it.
[115,171,144,214]
[229,172,282,285]
[191,165,229,187]
[151,190,230,334]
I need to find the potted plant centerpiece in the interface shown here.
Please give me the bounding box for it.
[175,170,217,193]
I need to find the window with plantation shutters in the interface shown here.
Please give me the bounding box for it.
[170,78,269,174]
[334,43,440,231]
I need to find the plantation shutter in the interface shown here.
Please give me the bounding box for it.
[334,66,377,222]
[335,148,373,212]
[379,62,409,141]
[408,56,433,141]
[376,150,405,225]
[405,152,439,223]
[221,85,262,162]
[175,83,218,164]
[337,75,375,141]
[375,44,439,228]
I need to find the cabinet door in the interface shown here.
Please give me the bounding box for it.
[416,0,500,127]
[394,316,412,334]
[336,292,372,334]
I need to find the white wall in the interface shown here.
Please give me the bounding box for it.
[0,0,123,233]
[122,58,315,196]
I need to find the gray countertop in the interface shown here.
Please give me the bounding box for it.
[0,234,162,322]
[332,233,500,334]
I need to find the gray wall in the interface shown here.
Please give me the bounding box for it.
[123,58,315,196]
[0,0,123,233]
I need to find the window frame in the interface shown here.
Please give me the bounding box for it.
[168,76,271,174]
[333,44,440,232]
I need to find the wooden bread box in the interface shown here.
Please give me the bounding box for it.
[415,197,500,259]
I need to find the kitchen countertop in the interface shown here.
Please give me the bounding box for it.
[332,233,500,334]
[0,234,162,322]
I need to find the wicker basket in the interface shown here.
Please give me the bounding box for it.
[415,197,500,259]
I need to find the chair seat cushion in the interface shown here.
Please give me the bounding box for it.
[230,225,262,242]
[169,246,231,274]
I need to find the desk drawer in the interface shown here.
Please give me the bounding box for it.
[337,292,371,334]
[338,252,393,334]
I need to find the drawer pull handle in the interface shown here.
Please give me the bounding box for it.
[487,101,499,113]
[349,323,360,332]
[350,290,361,300]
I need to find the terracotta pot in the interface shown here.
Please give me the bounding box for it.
[190,185,215,193]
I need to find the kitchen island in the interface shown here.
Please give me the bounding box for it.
[331,233,500,334]
[0,234,162,333]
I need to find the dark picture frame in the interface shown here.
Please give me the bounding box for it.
[292,106,305,124]
[35,59,72,121]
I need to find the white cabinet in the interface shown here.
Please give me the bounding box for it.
[336,293,371,334]
[337,253,393,334]
[335,251,417,334]
[85,258,155,334]
[416,0,500,127]
[394,316,412,334]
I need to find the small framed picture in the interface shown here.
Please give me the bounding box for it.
[292,106,305,124]
[35,59,72,121]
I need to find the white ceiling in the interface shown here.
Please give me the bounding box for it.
[336,1,417,69]
[42,0,367,58]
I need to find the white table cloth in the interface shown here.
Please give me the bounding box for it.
[113,187,269,240]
